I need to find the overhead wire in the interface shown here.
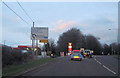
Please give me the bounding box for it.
[16,0,34,22]
[2,0,31,26]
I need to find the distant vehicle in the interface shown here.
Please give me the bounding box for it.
[84,50,92,58]
[21,50,28,53]
[71,50,82,61]
[80,48,85,58]
[50,53,55,58]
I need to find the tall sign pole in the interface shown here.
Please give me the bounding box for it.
[31,27,48,58]
[32,22,35,58]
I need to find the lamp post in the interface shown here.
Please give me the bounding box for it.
[108,28,117,55]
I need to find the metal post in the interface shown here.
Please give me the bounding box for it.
[32,22,35,58]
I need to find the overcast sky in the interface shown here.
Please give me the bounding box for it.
[2,2,118,47]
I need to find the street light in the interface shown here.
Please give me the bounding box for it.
[108,28,117,55]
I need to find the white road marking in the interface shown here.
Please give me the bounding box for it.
[96,60,102,65]
[94,58,97,61]
[94,57,116,75]
[103,65,116,75]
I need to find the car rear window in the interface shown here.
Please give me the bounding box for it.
[73,51,80,53]
[87,51,90,53]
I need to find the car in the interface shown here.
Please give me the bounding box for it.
[21,50,28,53]
[50,53,55,58]
[71,50,82,61]
[80,49,85,58]
[84,50,92,58]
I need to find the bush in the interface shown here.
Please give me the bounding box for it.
[2,45,14,67]
[2,45,33,68]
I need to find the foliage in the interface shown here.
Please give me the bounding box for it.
[44,38,57,55]
[57,28,84,55]
[85,35,102,55]
[57,28,102,55]
[2,45,32,67]
[3,58,54,76]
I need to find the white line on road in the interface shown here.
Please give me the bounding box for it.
[94,58,101,64]
[94,58,96,60]
[96,60,102,65]
[94,57,116,75]
[103,65,116,75]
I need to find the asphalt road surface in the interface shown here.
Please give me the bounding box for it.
[21,55,118,76]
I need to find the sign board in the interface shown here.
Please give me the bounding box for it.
[60,52,64,56]
[31,27,48,40]
[68,43,72,46]
[39,40,48,43]
[66,53,68,56]
[68,43,72,53]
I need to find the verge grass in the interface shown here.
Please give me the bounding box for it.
[3,57,55,76]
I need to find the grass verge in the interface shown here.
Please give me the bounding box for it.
[118,55,120,59]
[2,57,55,76]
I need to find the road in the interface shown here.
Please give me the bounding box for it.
[21,55,118,76]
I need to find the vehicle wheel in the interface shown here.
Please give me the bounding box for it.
[90,55,92,58]
[71,58,73,60]
[80,58,82,61]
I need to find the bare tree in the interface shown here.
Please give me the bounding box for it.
[44,38,56,54]
[103,44,109,55]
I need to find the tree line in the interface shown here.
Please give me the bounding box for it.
[2,27,120,67]
[45,28,120,55]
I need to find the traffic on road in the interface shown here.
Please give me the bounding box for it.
[2,1,119,77]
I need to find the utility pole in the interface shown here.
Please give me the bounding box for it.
[32,22,35,58]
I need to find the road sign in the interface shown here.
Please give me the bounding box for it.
[68,43,72,55]
[31,27,48,40]
[39,40,48,43]
[68,43,72,46]
[60,52,64,56]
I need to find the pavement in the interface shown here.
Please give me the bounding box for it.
[20,55,119,76]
